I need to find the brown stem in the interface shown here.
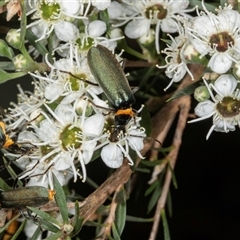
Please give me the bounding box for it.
[148,95,191,240]
[96,186,122,239]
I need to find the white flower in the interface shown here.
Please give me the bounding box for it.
[15,103,104,184]
[188,74,240,139]
[96,112,146,168]
[112,0,192,53]
[157,24,194,90]
[26,0,85,41]
[4,44,146,187]
[186,3,240,74]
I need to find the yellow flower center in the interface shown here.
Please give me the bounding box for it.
[60,125,82,150]
[216,96,240,118]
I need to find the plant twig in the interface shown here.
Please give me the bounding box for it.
[96,186,122,239]
[148,95,191,240]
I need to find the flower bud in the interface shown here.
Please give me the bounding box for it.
[6,29,21,49]
[194,86,210,102]
[12,54,28,71]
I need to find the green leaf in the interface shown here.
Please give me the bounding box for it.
[0,1,6,7]
[85,176,99,189]
[0,40,15,59]
[70,201,83,238]
[0,61,15,70]
[52,173,68,223]
[134,167,151,173]
[166,191,172,218]
[141,159,165,167]
[44,231,63,240]
[145,180,159,197]
[2,156,23,188]
[168,163,177,189]
[189,0,218,12]
[0,69,27,83]
[161,209,171,240]
[25,29,49,57]
[112,223,121,240]
[27,207,61,231]
[0,177,11,190]
[147,181,162,213]
[126,215,153,222]
[99,9,111,36]
[166,81,201,102]
[115,197,126,235]
[19,0,27,48]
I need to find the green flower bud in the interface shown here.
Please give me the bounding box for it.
[194,86,210,102]
[12,54,29,71]
[75,99,93,117]
[6,29,21,49]
[63,224,74,234]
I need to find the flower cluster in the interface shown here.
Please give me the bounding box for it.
[189,74,240,139]
[159,3,240,90]
[4,45,145,188]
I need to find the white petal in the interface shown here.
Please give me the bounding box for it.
[53,152,72,170]
[101,144,123,168]
[217,9,240,32]
[125,19,150,39]
[213,119,236,132]
[18,130,38,142]
[190,38,209,55]
[44,82,64,101]
[55,103,75,124]
[55,21,78,42]
[170,0,189,11]
[88,20,106,37]
[83,114,105,137]
[214,74,237,96]
[60,0,81,15]
[128,135,144,152]
[208,52,232,74]
[53,58,72,71]
[108,1,124,19]
[194,100,215,117]
[92,0,111,10]
[161,18,178,33]
[192,15,215,37]
[37,120,58,141]
[81,141,97,164]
